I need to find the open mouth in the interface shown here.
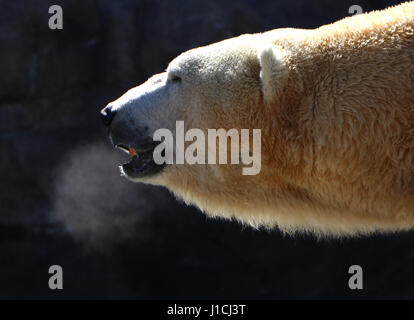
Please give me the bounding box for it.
[115,143,165,179]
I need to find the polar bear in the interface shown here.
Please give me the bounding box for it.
[101,2,414,237]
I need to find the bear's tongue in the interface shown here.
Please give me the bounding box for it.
[128,147,138,157]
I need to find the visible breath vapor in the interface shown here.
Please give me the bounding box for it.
[51,141,167,249]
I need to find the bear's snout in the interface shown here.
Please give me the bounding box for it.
[100,104,117,128]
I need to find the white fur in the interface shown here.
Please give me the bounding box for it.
[258,46,287,103]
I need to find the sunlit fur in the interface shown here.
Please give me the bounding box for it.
[113,2,414,237]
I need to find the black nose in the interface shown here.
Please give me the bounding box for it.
[100,104,117,127]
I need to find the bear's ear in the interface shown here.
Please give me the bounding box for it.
[258,46,288,104]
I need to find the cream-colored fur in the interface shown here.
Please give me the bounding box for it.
[110,2,414,237]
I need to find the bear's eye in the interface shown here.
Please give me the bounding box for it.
[168,74,182,83]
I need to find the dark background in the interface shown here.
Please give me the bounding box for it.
[0,0,412,299]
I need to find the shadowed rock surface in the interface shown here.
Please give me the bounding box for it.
[0,0,412,299]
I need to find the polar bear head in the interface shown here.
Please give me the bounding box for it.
[101,3,414,236]
[101,33,290,217]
